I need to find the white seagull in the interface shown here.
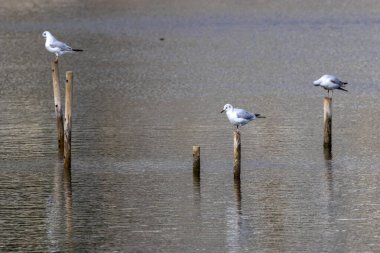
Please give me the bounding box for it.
[221,104,264,131]
[42,31,83,61]
[313,74,348,97]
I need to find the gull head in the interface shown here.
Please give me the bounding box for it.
[221,104,233,113]
[42,31,52,38]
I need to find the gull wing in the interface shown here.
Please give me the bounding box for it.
[50,40,72,51]
[330,78,347,86]
[236,109,255,120]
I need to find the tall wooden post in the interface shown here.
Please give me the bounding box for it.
[193,146,200,177]
[324,97,332,149]
[233,131,241,179]
[64,71,73,169]
[51,60,64,155]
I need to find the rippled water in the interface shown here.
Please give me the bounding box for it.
[1,0,380,252]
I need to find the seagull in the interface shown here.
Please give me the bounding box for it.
[313,74,348,97]
[221,104,264,131]
[42,31,83,62]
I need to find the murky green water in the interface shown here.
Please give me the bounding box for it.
[1,0,380,252]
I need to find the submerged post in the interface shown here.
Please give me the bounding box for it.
[64,71,73,169]
[193,146,200,177]
[323,97,332,149]
[51,60,64,154]
[233,131,241,179]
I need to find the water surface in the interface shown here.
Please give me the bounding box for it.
[1,0,380,252]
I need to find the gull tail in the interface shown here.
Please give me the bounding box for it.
[72,49,83,52]
[255,114,266,118]
[337,87,348,92]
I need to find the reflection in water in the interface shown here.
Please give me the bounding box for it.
[324,146,335,224]
[324,147,333,192]
[234,178,242,215]
[226,178,243,253]
[47,162,74,252]
[2,0,380,251]
[192,174,201,218]
[260,179,286,252]
[324,146,333,161]
[63,167,74,253]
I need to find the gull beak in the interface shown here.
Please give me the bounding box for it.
[221,109,225,113]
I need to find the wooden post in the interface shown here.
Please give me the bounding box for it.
[193,146,200,177]
[233,131,241,179]
[323,97,332,149]
[51,60,64,155]
[64,71,73,169]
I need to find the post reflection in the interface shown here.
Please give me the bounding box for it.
[234,177,242,215]
[192,174,201,202]
[323,146,335,225]
[47,162,74,252]
[192,173,201,219]
[226,177,244,253]
[324,146,332,161]
[324,146,334,194]
[63,167,74,253]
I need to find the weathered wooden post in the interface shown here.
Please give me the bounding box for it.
[234,131,241,179]
[51,60,64,155]
[193,146,200,177]
[324,97,332,149]
[64,71,73,169]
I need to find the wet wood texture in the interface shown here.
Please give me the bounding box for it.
[51,60,64,155]
[192,146,200,177]
[64,71,73,169]
[234,131,241,179]
[324,97,332,149]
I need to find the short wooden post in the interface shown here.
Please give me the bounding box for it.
[51,60,64,154]
[193,146,200,177]
[323,97,332,149]
[64,71,73,169]
[233,131,241,179]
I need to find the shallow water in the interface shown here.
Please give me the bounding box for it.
[1,0,380,252]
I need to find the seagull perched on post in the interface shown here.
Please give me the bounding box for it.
[313,74,348,97]
[42,31,83,62]
[221,104,264,132]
